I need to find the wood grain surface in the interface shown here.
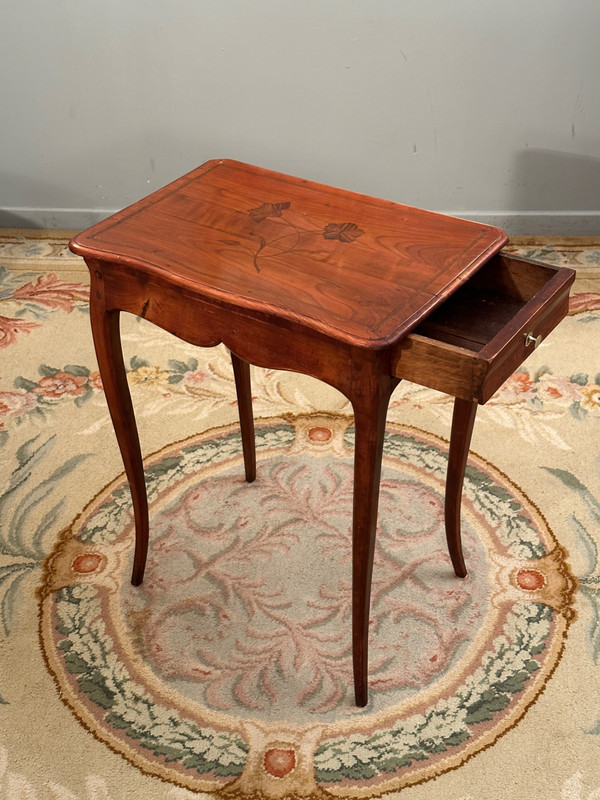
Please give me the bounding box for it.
[71,159,508,348]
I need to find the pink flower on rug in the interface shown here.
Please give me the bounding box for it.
[0,390,37,424]
[89,371,103,391]
[0,315,40,348]
[263,748,296,778]
[184,369,208,384]
[34,371,88,398]
[536,374,580,405]
[11,273,89,311]
[181,369,210,397]
[568,292,600,315]
[490,371,536,405]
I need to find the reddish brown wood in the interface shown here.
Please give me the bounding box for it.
[88,268,149,586]
[391,334,486,401]
[349,360,400,706]
[393,254,575,403]
[445,398,478,579]
[231,352,256,483]
[71,159,508,349]
[69,160,575,707]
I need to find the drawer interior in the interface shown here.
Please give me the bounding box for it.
[414,254,558,351]
[393,253,575,403]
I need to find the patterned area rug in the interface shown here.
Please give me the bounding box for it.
[1,230,599,799]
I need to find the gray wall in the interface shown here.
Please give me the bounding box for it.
[1,0,599,233]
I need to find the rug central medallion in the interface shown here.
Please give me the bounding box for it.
[38,414,576,798]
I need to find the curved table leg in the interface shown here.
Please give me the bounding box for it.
[445,397,478,579]
[89,299,149,586]
[351,372,399,707]
[231,352,256,483]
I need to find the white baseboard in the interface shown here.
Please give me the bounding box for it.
[450,211,600,236]
[1,207,599,236]
[0,208,115,230]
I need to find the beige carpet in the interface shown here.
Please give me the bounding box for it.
[1,230,599,799]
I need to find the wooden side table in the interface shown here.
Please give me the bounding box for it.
[70,160,575,706]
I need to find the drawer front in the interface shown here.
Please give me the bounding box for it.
[478,272,572,402]
[390,335,487,400]
[391,254,575,403]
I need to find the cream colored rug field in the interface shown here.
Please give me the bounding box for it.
[1,231,599,799]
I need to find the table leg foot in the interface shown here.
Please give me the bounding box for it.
[445,397,478,579]
[231,352,256,483]
[90,301,149,586]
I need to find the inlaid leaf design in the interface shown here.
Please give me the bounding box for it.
[248,202,291,223]
[322,222,364,243]
[247,204,364,272]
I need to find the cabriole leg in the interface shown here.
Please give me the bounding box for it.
[351,372,399,707]
[445,397,478,579]
[89,294,149,586]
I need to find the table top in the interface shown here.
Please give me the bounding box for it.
[70,159,508,348]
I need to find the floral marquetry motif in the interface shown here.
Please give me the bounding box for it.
[322,221,364,242]
[246,199,365,273]
[248,202,291,222]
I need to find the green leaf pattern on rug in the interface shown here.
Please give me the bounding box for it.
[542,467,600,734]
[543,470,600,656]
[3,350,600,446]
[3,363,102,437]
[314,602,550,782]
[55,584,248,777]
[0,356,274,442]
[0,435,89,637]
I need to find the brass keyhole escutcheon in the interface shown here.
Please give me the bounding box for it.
[524,331,542,349]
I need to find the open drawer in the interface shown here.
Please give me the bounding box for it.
[391,253,576,403]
